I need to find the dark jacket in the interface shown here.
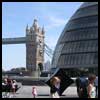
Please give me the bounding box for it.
[50,85,60,96]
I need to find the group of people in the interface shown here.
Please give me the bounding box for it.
[2,78,18,98]
[48,73,98,98]
[76,74,98,98]
[2,74,98,98]
[31,76,61,98]
[50,74,98,98]
[31,74,98,98]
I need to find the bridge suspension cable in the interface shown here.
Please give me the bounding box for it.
[44,43,53,58]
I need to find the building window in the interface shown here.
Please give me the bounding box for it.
[93,53,98,64]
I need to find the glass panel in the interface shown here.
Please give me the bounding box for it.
[71,5,98,20]
[52,43,64,67]
[66,15,98,31]
[61,27,98,43]
[93,53,98,64]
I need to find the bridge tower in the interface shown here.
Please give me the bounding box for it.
[26,19,45,76]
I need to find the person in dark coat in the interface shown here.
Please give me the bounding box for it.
[76,71,88,98]
[76,77,80,97]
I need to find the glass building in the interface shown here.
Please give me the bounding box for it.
[51,2,98,76]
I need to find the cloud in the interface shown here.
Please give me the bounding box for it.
[45,15,67,30]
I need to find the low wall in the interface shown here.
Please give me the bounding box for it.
[2,76,76,86]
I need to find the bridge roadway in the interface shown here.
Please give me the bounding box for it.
[2,37,26,44]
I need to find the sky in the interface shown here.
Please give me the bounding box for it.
[2,2,83,71]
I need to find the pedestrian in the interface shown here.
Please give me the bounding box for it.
[76,71,88,98]
[94,76,98,97]
[6,78,12,98]
[2,78,8,98]
[32,86,37,98]
[87,74,96,98]
[50,76,61,98]
[76,77,81,97]
[11,80,16,97]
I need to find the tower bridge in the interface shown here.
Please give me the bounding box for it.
[2,19,53,76]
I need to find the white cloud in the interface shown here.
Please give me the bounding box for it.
[45,15,67,30]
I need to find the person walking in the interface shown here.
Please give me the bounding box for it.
[32,86,37,98]
[6,78,12,98]
[76,77,81,97]
[2,78,8,98]
[87,74,96,98]
[76,71,88,98]
[50,76,61,98]
[11,80,17,97]
[94,76,98,98]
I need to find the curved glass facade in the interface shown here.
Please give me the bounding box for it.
[52,2,98,75]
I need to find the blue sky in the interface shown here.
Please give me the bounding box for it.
[2,2,83,71]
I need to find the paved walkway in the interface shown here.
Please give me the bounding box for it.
[13,85,78,98]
